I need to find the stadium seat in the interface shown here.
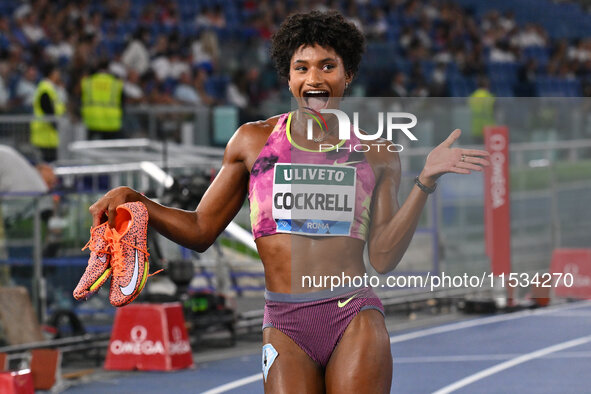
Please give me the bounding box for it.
[420,60,435,82]
[486,61,519,84]
[535,76,582,97]
[205,75,229,101]
[522,46,550,67]
[448,76,477,97]
[490,79,514,97]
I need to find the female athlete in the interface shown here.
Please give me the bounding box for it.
[89,10,489,393]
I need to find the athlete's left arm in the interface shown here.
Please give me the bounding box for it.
[367,129,489,273]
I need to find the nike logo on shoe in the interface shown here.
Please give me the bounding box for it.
[98,255,107,263]
[337,292,360,307]
[120,249,139,296]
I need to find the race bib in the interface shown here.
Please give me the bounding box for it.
[272,163,356,236]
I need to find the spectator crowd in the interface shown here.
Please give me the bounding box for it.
[0,0,589,118]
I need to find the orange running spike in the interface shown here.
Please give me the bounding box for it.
[106,202,152,307]
[73,222,113,300]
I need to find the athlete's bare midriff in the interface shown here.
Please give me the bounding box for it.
[255,234,367,293]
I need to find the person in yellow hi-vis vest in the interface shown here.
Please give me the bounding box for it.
[81,61,124,140]
[468,77,495,144]
[31,64,65,162]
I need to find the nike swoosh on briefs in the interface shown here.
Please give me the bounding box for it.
[337,292,359,308]
[332,160,362,166]
[120,249,139,296]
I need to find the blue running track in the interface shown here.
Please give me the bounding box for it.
[65,301,591,393]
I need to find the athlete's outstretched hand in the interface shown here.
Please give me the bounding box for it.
[89,186,141,228]
[420,129,490,183]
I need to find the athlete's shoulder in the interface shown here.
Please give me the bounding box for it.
[225,114,285,163]
[367,137,400,161]
[231,114,283,142]
[361,136,401,180]
[353,129,400,166]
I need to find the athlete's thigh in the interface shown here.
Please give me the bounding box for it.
[325,309,392,394]
[262,327,325,394]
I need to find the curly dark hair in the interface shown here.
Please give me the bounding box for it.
[270,10,365,81]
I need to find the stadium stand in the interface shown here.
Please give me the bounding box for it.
[0,0,589,118]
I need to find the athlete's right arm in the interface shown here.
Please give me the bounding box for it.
[89,124,253,252]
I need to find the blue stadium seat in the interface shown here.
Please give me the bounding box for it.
[522,46,550,67]
[486,61,519,84]
[365,42,400,69]
[205,75,229,101]
[386,26,401,43]
[420,60,435,82]
[178,22,197,38]
[448,76,477,97]
[564,79,582,97]
[490,79,514,97]
[535,76,582,97]
[0,3,13,16]
[445,62,461,79]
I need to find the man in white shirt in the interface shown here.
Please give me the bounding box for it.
[15,65,38,110]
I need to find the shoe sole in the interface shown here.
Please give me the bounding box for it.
[74,222,112,300]
[89,267,113,293]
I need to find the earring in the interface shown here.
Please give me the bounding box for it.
[288,86,292,92]
[345,82,349,89]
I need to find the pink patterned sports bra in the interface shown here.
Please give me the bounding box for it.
[248,113,375,241]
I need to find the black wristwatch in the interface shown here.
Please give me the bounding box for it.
[414,176,437,194]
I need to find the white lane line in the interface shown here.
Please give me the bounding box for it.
[396,354,517,363]
[549,351,591,358]
[202,301,591,394]
[541,310,591,317]
[390,300,591,344]
[432,335,591,394]
[201,374,262,394]
[395,351,591,364]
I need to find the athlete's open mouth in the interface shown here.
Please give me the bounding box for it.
[303,90,330,110]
